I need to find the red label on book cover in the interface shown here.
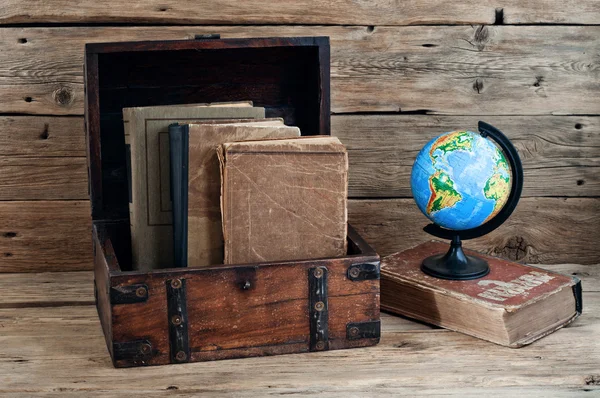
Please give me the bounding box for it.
[382,241,575,307]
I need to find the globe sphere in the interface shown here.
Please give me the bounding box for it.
[411,130,512,231]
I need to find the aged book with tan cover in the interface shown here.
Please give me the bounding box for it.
[218,136,348,265]
[169,122,301,268]
[381,241,582,347]
[123,102,265,271]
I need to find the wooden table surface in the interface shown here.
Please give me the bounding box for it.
[0,263,598,397]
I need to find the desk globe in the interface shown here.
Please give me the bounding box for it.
[411,122,523,280]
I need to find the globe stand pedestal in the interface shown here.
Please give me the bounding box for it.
[421,235,490,280]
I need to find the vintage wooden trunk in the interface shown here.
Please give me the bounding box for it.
[85,36,381,368]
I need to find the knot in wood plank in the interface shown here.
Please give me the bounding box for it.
[53,87,74,107]
[39,123,50,140]
[473,25,490,51]
[584,374,600,385]
[494,236,531,262]
[473,78,484,94]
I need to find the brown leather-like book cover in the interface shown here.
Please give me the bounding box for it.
[218,136,348,265]
[182,123,301,267]
[381,241,582,347]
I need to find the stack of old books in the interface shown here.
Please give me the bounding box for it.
[124,101,348,270]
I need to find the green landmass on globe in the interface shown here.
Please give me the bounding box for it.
[411,130,512,231]
[426,170,462,214]
[429,131,474,162]
[483,157,511,221]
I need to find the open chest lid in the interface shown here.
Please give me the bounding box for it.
[84,36,331,222]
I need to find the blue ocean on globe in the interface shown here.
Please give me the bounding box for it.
[410,130,511,231]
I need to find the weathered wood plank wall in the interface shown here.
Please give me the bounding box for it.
[1,0,598,24]
[2,26,599,115]
[0,1,598,272]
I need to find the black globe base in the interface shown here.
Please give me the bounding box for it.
[421,235,490,280]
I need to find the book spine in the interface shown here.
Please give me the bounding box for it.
[122,110,138,269]
[169,123,189,268]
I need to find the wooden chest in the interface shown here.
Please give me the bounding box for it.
[84,36,381,368]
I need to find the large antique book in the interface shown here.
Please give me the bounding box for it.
[218,136,348,264]
[169,121,301,268]
[123,103,265,271]
[381,241,582,347]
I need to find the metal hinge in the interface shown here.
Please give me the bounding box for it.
[110,284,149,304]
[309,266,329,352]
[346,320,381,340]
[166,278,190,363]
[113,339,153,364]
[347,262,380,281]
